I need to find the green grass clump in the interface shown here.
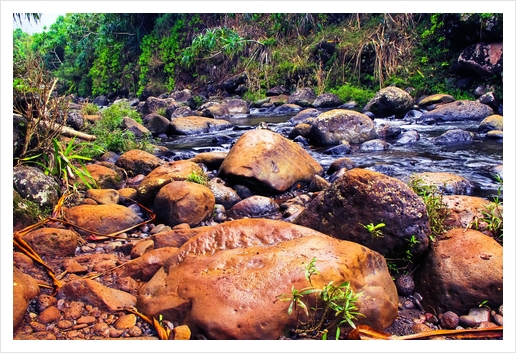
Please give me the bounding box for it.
[329,84,375,108]
[185,170,208,186]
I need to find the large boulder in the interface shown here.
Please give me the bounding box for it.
[418,100,494,123]
[478,114,503,133]
[137,219,398,339]
[409,172,476,195]
[22,228,78,258]
[85,163,125,189]
[13,267,40,330]
[294,168,431,258]
[312,93,343,108]
[363,86,414,118]
[223,98,250,114]
[458,42,503,77]
[218,129,323,194]
[414,228,503,315]
[306,109,377,146]
[287,87,316,107]
[115,149,164,175]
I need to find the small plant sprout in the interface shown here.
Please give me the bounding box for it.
[304,257,320,286]
[185,170,208,186]
[478,300,491,310]
[361,222,385,238]
[407,235,419,247]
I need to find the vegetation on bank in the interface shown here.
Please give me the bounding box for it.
[13,13,503,104]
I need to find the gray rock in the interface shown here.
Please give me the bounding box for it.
[13,165,60,208]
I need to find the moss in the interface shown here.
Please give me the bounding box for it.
[13,190,48,231]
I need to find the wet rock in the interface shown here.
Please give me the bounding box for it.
[169,116,232,135]
[323,141,351,155]
[486,130,503,139]
[272,103,302,114]
[137,160,204,205]
[115,149,165,175]
[154,181,215,227]
[418,100,494,122]
[307,109,377,146]
[478,114,503,133]
[223,98,250,114]
[376,123,402,139]
[201,103,230,119]
[218,129,323,194]
[122,116,151,138]
[458,315,478,328]
[188,152,228,170]
[458,42,503,77]
[289,108,321,125]
[130,239,155,259]
[137,218,398,339]
[395,130,420,145]
[13,165,60,209]
[442,195,500,234]
[22,228,78,258]
[58,279,136,312]
[37,306,61,324]
[141,96,174,115]
[227,195,280,219]
[294,168,430,258]
[359,139,391,152]
[64,204,143,236]
[13,267,40,330]
[208,178,242,209]
[117,247,178,281]
[395,274,415,296]
[152,227,205,249]
[363,86,414,118]
[433,129,475,145]
[145,113,170,135]
[418,94,456,108]
[414,229,503,315]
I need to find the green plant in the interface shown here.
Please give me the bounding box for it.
[407,235,419,247]
[185,170,208,186]
[408,175,450,241]
[468,175,503,239]
[278,257,364,340]
[361,222,385,238]
[82,102,99,115]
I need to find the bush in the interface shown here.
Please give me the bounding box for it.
[329,84,375,108]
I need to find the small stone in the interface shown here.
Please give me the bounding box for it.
[114,314,137,330]
[440,311,459,329]
[403,300,415,309]
[29,321,47,332]
[37,294,58,313]
[459,315,478,328]
[493,314,503,326]
[468,307,491,323]
[92,322,109,333]
[498,304,503,315]
[395,274,415,296]
[173,325,191,340]
[109,327,125,338]
[478,321,498,329]
[128,325,142,337]
[412,323,432,333]
[77,315,96,325]
[37,306,61,324]
[57,320,74,329]
[66,330,84,339]
[72,323,88,330]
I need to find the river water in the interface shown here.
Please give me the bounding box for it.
[159,109,503,201]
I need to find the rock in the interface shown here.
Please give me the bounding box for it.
[173,325,191,340]
[359,139,390,152]
[395,130,420,145]
[414,229,503,315]
[188,152,228,170]
[115,149,165,175]
[115,247,178,281]
[13,267,40,330]
[13,190,40,232]
[169,89,193,105]
[409,172,476,195]
[57,279,136,312]
[227,195,280,219]
[141,96,174,115]
[66,111,84,130]
[84,188,119,205]
[154,181,215,227]
[432,129,475,145]
[223,98,250,114]
[440,311,460,329]
[201,103,231,119]
[418,94,456,108]
[218,129,323,194]
[221,73,247,93]
[294,168,430,258]
[137,219,398,339]
[22,228,78,258]
[312,93,343,108]
[64,204,143,236]
[114,314,137,330]
[130,239,154,259]
[37,306,61,324]
[478,114,503,133]
[13,165,60,209]
[418,100,494,123]
[152,227,205,249]
[289,108,321,125]
[458,42,503,77]
[122,116,151,138]
[170,106,193,118]
[208,178,242,209]
[272,103,302,114]
[137,160,204,205]
[395,274,415,297]
[442,195,499,233]
[307,109,377,146]
[287,87,316,107]
[486,130,503,139]
[269,94,289,105]
[467,307,491,324]
[363,86,414,118]
[145,113,170,135]
[376,123,402,139]
[85,164,125,189]
[266,85,289,96]
[169,116,232,135]
[327,157,356,175]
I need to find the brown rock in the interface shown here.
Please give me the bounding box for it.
[13,268,40,330]
[114,314,137,330]
[84,188,119,205]
[152,227,205,248]
[115,149,164,175]
[173,325,191,340]
[85,164,125,189]
[58,279,137,312]
[137,160,203,205]
[414,229,503,315]
[137,219,397,340]
[115,247,178,281]
[169,116,232,135]
[442,195,501,235]
[227,195,280,219]
[479,114,503,133]
[64,204,143,236]
[188,152,228,170]
[218,129,323,194]
[409,172,476,195]
[130,239,155,259]
[22,228,78,258]
[154,181,215,227]
[295,168,430,258]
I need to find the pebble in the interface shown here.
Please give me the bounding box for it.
[77,315,96,325]
[114,314,137,330]
[440,311,459,329]
[37,294,57,312]
[57,320,74,329]
[493,313,503,326]
[459,315,478,328]
[412,323,432,333]
[128,326,143,337]
[37,306,61,324]
[63,302,84,320]
[395,274,415,296]
[468,307,491,323]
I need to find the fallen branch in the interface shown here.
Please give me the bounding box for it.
[39,119,96,141]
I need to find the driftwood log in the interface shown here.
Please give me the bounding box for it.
[39,119,96,141]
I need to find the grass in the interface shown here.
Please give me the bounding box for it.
[185,170,208,186]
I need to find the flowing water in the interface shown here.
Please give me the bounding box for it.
[159,110,503,201]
